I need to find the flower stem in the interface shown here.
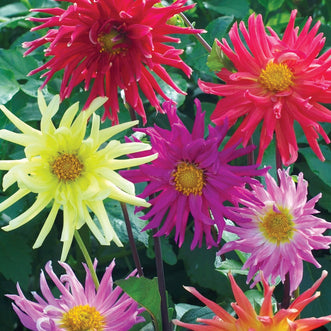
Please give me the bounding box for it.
[120,202,144,277]
[153,229,172,331]
[179,13,212,53]
[74,230,99,290]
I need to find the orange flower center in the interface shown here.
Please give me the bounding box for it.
[172,162,205,196]
[51,153,84,182]
[259,208,295,244]
[60,304,105,331]
[259,62,294,92]
[98,29,127,55]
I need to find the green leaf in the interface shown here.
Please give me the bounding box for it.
[203,0,249,18]
[176,306,214,330]
[101,199,149,247]
[300,259,331,325]
[116,277,162,331]
[207,39,234,72]
[300,146,331,187]
[178,232,233,298]
[244,289,277,314]
[0,48,39,80]
[0,2,27,17]
[215,258,248,276]
[147,236,177,266]
[258,0,285,12]
[0,231,32,288]
[0,69,20,104]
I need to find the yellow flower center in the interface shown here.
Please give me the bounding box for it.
[51,153,84,182]
[172,162,205,196]
[98,29,127,55]
[60,305,105,331]
[259,62,294,92]
[259,208,295,244]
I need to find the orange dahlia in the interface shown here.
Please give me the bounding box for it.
[173,271,331,330]
[23,0,202,124]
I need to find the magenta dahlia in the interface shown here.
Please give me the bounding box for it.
[121,99,266,249]
[7,259,144,330]
[218,168,331,294]
[23,0,202,124]
[199,10,331,166]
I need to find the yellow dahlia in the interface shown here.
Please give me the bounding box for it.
[0,91,156,260]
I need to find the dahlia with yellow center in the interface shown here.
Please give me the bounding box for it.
[218,168,331,294]
[0,91,157,260]
[7,260,145,330]
[199,10,331,165]
[23,0,203,124]
[121,99,266,249]
[173,271,331,330]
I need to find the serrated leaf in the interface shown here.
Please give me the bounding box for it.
[116,277,162,331]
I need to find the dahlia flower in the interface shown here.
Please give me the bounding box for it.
[23,0,202,124]
[173,271,331,330]
[121,99,266,249]
[7,259,144,331]
[218,168,331,294]
[0,91,156,260]
[199,10,331,166]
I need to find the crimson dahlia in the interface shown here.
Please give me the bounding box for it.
[24,0,202,124]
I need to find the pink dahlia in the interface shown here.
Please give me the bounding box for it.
[173,271,331,330]
[7,260,144,330]
[199,10,331,166]
[121,99,266,249]
[23,0,202,124]
[218,168,331,294]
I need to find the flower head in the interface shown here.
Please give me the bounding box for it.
[7,259,144,331]
[0,91,156,260]
[121,99,266,249]
[218,168,331,294]
[173,271,331,330]
[199,10,331,165]
[23,0,203,124]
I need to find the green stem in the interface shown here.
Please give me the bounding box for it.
[74,230,99,290]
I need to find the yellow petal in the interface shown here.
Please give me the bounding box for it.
[59,101,79,128]
[108,153,158,170]
[0,188,30,212]
[2,193,52,231]
[87,200,122,246]
[0,105,40,136]
[98,120,138,145]
[0,159,27,171]
[33,202,61,248]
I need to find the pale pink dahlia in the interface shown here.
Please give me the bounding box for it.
[23,0,202,124]
[7,260,144,330]
[121,100,266,249]
[218,168,331,294]
[173,271,331,330]
[199,10,331,166]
